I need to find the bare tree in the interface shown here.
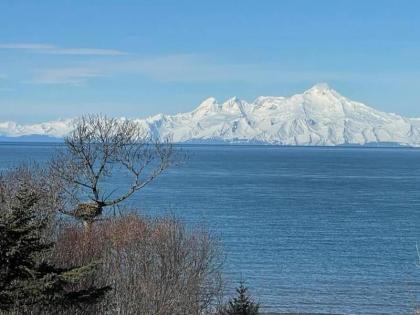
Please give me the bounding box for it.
[50,114,177,227]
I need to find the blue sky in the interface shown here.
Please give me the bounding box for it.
[0,0,419,123]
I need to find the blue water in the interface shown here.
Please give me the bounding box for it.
[0,143,419,314]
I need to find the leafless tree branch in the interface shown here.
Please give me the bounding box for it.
[49,114,180,226]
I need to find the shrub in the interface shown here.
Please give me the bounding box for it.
[52,214,224,315]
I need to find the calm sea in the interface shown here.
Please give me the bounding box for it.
[0,143,419,314]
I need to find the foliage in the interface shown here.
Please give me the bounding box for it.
[220,282,259,315]
[0,184,109,314]
[0,116,224,314]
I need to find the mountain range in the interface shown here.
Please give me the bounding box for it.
[2,83,420,146]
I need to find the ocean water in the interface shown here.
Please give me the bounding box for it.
[0,143,419,314]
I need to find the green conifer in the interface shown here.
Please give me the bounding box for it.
[0,184,110,313]
[221,281,260,315]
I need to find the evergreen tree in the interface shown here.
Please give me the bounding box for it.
[221,282,260,315]
[0,184,110,313]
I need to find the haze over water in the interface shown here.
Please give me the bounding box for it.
[0,143,419,314]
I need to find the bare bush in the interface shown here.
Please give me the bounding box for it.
[53,214,224,315]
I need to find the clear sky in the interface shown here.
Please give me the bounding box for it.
[0,0,419,123]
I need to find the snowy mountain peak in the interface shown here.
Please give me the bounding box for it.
[304,83,340,98]
[225,96,239,102]
[308,82,332,91]
[1,83,420,146]
[220,97,247,114]
[192,97,220,117]
[197,97,218,108]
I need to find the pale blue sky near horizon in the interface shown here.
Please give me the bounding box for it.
[0,0,419,123]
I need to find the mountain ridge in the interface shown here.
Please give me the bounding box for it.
[2,84,420,146]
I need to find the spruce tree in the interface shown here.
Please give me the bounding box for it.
[0,184,110,313]
[221,282,260,315]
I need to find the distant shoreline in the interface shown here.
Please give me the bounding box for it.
[0,139,418,150]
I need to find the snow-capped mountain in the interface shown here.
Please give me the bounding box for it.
[0,119,73,138]
[2,83,420,146]
[135,83,420,146]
